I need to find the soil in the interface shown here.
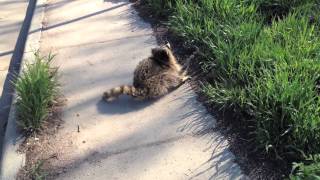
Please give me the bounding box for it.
[131,1,288,179]
[16,98,74,180]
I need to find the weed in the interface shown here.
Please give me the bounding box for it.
[14,52,58,132]
[29,159,47,180]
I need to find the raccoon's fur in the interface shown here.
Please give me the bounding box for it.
[103,43,194,101]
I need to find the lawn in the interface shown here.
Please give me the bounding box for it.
[140,0,320,178]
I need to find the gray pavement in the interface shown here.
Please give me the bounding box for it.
[0,0,28,158]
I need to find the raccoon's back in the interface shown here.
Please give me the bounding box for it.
[133,58,162,87]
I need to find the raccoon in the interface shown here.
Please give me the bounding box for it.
[103,42,195,102]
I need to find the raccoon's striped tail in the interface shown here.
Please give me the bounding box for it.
[103,85,136,102]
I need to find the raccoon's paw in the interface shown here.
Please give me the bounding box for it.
[182,75,191,82]
[103,92,117,102]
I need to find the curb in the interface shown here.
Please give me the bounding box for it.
[0,0,46,179]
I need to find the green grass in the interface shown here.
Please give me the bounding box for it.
[139,0,175,18]
[290,155,320,179]
[141,0,320,178]
[29,159,47,180]
[14,52,58,132]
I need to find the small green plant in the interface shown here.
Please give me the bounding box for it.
[14,52,58,132]
[29,159,47,180]
[290,155,320,180]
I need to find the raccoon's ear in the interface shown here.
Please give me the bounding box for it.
[151,48,169,61]
[164,41,171,49]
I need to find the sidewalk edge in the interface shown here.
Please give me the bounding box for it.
[0,0,46,179]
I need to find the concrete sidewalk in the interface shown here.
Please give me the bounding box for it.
[0,0,28,159]
[36,0,246,179]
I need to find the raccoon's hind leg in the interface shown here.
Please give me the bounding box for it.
[143,74,183,99]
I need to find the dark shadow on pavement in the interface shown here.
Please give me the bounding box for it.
[96,96,156,115]
[171,85,245,180]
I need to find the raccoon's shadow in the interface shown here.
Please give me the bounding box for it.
[96,95,156,114]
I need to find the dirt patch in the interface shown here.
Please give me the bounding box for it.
[132,1,286,179]
[16,98,78,180]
